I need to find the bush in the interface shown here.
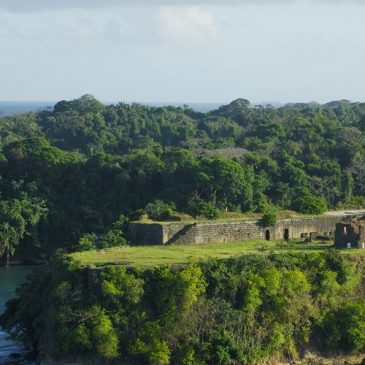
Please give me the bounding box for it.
[347,196,365,209]
[188,199,220,219]
[321,302,365,352]
[262,210,277,227]
[78,216,127,250]
[145,200,174,221]
[78,233,98,251]
[292,192,327,215]
[129,209,146,221]
[98,230,126,249]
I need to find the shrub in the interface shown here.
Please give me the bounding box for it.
[292,192,327,215]
[321,302,365,352]
[98,229,126,249]
[262,210,277,227]
[78,233,98,251]
[129,209,146,221]
[145,200,174,221]
[77,216,127,250]
[348,196,365,209]
[188,199,220,219]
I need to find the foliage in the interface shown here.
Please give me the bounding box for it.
[0,198,47,262]
[129,209,146,221]
[320,302,365,352]
[2,252,365,364]
[261,209,277,227]
[78,216,127,250]
[292,191,327,215]
[1,96,365,257]
[188,199,220,219]
[145,200,174,221]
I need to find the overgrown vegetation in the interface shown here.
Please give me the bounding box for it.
[261,209,278,227]
[1,95,365,259]
[2,251,365,364]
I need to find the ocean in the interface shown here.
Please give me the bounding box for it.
[0,101,223,116]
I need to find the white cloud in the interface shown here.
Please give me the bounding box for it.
[0,9,147,47]
[158,7,217,44]
[1,0,365,102]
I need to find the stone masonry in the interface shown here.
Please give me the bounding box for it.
[334,216,365,249]
[128,214,363,245]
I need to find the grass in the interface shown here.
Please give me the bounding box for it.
[70,240,350,268]
[132,210,323,225]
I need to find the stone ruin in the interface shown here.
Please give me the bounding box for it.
[129,215,342,246]
[334,216,365,249]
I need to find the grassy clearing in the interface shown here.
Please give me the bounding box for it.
[70,240,351,268]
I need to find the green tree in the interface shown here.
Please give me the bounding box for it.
[292,190,327,215]
[0,198,46,265]
[321,302,365,352]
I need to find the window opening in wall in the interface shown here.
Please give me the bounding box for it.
[265,230,270,241]
[284,229,289,241]
[344,227,347,234]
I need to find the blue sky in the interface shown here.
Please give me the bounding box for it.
[1,0,365,103]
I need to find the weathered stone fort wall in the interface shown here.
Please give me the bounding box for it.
[128,223,164,245]
[128,214,361,245]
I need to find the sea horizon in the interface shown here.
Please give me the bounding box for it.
[0,100,226,116]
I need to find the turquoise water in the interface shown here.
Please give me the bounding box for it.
[0,267,34,364]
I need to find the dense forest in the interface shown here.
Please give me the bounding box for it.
[1,95,365,259]
[1,252,365,364]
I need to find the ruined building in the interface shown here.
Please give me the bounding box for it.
[334,216,365,249]
[129,215,343,246]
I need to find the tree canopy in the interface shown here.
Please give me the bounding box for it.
[1,96,365,255]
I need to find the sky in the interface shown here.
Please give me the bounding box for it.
[1,0,365,104]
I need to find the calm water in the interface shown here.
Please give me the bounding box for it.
[0,102,54,116]
[0,267,34,365]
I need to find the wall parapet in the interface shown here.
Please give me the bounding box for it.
[128,214,364,246]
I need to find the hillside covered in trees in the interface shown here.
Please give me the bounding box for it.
[1,95,365,259]
[2,252,365,364]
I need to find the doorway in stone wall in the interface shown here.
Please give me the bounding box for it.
[284,229,289,241]
[265,230,270,241]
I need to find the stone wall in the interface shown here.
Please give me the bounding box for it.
[334,221,365,249]
[128,215,355,245]
[128,223,164,245]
